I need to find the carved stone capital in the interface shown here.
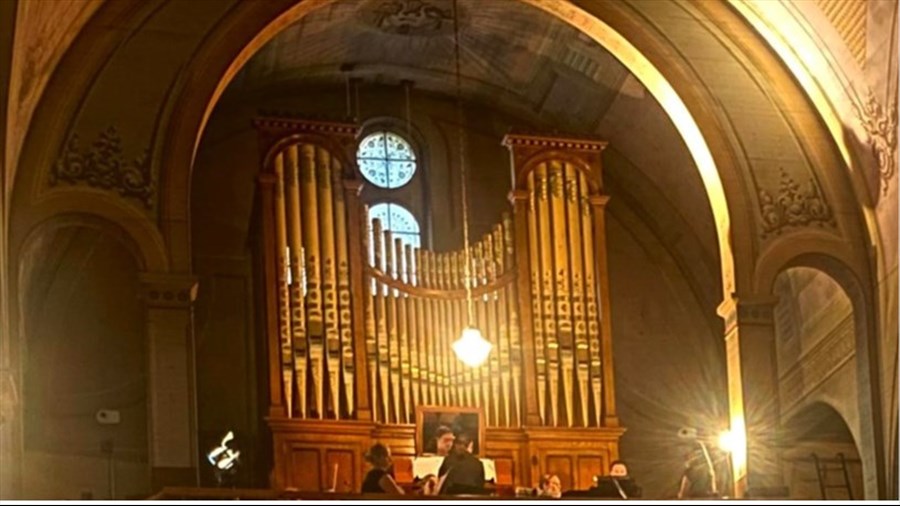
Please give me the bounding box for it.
[343,178,364,195]
[588,194,610,207]
[719,295,779,330]
[508,189,529,204]
[139,274,199,309]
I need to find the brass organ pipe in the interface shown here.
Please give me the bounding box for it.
[465,246,478,408]
[395,238,411,423]
[503,213,523,427]
[406,245,421,413]
[550,160,575,427]
[273,153,294,417]
[581,174,603,427]
[300,143,324,419]
[384,230,401,423]
[484,234,502,427]
[372,219,390,422]
[423,252,438,405]
[333,160,354,418]
[537,164,560,426]
[447,252,461,406]
[317,147,341,419]
[439,253,451,406]
[491,225,511,426]
[433,253,444,406]
[445,254,456,407]
[441,254,456,407]
[526,172,546,425]
[565,164,590,427]
[451,252,466,406]
[286,146,308,419]
[474,241,491,425]
[415,249,431,406]
[362,207,379,422]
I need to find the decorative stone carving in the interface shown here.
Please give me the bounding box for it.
[856,89,897,195]
[758,168,836,237]
[369,0,452,36]
[50,126,154,209]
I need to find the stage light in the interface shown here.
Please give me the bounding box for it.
[718,429,744,454]
[453,327,492,368]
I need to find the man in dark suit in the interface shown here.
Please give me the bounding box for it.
[437,433,485,495]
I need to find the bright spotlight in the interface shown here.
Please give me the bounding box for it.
[718,429,744,454]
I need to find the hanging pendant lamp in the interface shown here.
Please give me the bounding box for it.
[449,0,491,368]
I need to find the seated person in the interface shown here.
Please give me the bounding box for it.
[361,443,404,494]
[537,474,562,498]
[604,460,642,498]
[437,433,486,495]
[562,460,641,499]
[434,425,455,457]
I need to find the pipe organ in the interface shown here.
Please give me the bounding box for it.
[256,118,623,493]
[365,216,520,427]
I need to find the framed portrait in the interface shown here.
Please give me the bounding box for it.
[415,405,485,456]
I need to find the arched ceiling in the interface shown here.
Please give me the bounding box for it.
[223,0,720,310]
[231,0,634,134]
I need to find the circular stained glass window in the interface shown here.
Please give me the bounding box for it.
[357,131,417,189]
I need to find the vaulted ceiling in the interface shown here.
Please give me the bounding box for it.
[225,0,720,312]
[232,0,633,133]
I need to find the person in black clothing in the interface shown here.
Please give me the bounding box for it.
[561,459,642,499]
[361,443,404,494]
[437,433,485,495]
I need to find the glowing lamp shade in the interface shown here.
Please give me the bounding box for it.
[453,327,492,368]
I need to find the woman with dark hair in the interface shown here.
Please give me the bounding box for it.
[362,443,404,494]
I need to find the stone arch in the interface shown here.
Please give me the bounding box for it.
[765,255,884,498]
[3,0,889,497]
[781,401,864,499]
[153,0,750,302]
[15,215,150,499]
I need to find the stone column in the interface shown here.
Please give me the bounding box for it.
[139,273,199,489]
[719,295,784,497]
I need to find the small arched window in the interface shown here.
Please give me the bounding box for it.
[368,203,421,250]
[357,131,417,189]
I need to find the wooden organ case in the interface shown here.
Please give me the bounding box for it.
[254,117,624,494]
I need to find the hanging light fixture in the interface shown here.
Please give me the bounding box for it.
[450,0,491,368]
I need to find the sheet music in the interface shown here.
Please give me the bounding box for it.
[412,456,497,482]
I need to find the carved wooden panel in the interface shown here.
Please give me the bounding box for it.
[494,458,515,486]
[270,419,621,493]
[325,449,356,492]
[288,448,320,491]
[545,455,575,490]
[576,455,604,489]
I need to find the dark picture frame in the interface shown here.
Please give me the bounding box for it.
[415,405,485,456]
